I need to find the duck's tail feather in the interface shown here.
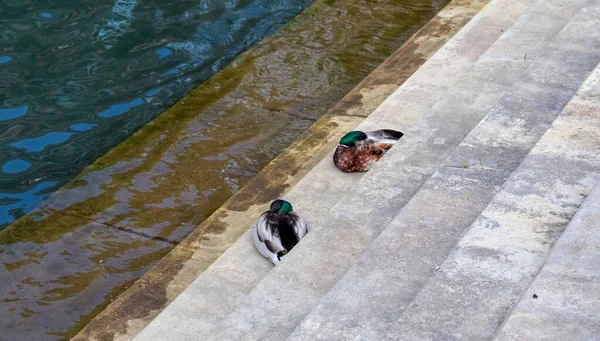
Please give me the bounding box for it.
[371,129,404,140]
[366,129,404,148]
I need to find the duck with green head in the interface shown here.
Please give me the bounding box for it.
[333,129,404,172]
[253,199,310,265]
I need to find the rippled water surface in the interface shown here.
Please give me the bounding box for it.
[0,0,311,227]
[0,0,449,339]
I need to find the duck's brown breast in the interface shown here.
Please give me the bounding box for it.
[333,146,371,172]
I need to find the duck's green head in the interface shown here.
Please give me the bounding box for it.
[339,131,367,147]
[270,199,293,214]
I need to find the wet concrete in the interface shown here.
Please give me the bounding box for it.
[0,0,484,339]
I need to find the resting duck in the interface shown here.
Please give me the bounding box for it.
[253,199,310,265]
[333,129,404,172]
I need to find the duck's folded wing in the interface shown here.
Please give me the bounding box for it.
[255,213,285,254]
[363,142,387,156]
[289,212,310,239]
[367,129,404,140]
[366,129,404,146]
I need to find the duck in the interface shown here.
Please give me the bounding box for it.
[253,199,310,265]
[333,129,404,172]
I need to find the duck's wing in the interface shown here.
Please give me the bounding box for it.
[255,212,286,255]
[253,224,280,265]
[366,129,404,148]
[288,212,310,239]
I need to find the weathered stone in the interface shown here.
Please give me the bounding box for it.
[385,55,600,341]
[494,183,600,341]
[287,2,599,339]
[204,0,587,339]
[286,167,509,341]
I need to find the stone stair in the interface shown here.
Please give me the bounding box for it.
[494,182,600,341]
[381,56,600,341]
[286,1,600,340]
[133,0,600,340]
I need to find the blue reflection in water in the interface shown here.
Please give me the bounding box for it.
[41,12,53,18]
[97,98,144,118]
[146,88,162,96]
[10,132,75,152]
[0,105,28,120]
[2,159,32,174]
[156,48,172,59]
[0,56,10,63]
[0,181,58,226]
[70,123,97,131]
[163,68,179,76]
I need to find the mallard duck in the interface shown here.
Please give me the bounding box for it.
[253,199,310,265]
[333,129,404,172]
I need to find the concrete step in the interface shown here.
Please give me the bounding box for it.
[284,1,600,339]
[204,0,591,340]
[132,0,521,339]
[286,0,534,227]
[495,182,600,341]
[383,41,600,341]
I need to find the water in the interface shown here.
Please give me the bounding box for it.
[0,0,312,228]
[0,0,448,339]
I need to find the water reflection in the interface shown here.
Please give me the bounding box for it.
[0,0,312,227]
[0,105,28,121]
[0,181,58,226]
[2,160,32,174]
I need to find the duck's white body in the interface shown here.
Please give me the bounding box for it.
[252,207,309,265]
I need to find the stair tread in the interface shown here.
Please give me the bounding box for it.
[286,1,600,339]
[384,49,600,340]
[205,0,591,340]
[495,182,600,341]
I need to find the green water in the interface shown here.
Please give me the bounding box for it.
[0,0,449,339]
[0,0,311,228]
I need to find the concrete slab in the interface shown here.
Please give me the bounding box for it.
[479,0,588,62]
[494,183,600,341]
[132,230,272,341]
[384,62,600,341]
[443,80,574,171]
[285,2,600,339]
[203,1,589,340]
[286,167,510,341]
[334,0,588,233]
[359,0,535,132]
